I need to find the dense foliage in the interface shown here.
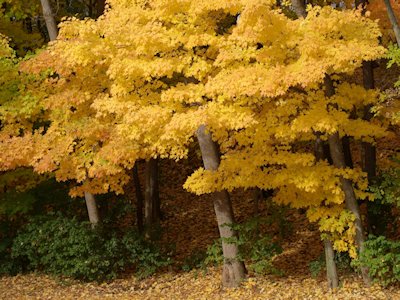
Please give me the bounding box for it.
[3,0,400,291]
[8,215,170,281]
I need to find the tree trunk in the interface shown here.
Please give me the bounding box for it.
[325,77,371,285]
[315,134,339,288]
[84,192,100,228]
[361,61,377,182]
[342,136,354,169]
[40,0,58,41]
[291,0,307,18]
[96,0,106,17]
[383,0,400,47]
[133,163,144,233]
[196,125,245,288]
[359,60,379,234]
[144,158,160,239]
[324,239,339,289]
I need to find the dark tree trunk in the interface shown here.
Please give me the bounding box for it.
[96,0,106,18]
[196,125,245,288]
[133,163,144,233]
[360,60,379,235]
[144,158,160,239]
[24,18,33,34]
[325,77,371,285]
[342,136,354,169]
[40,0,58,41]
[361,60,377,183]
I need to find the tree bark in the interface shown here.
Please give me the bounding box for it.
[342,136,354,169]
[361,61,377,183]
[96,0,106,17]
[144,158,160,239]
[40,0,58,41]
[315,134,339,288]
[196,125,245,288]
[324,239,339,289]
[84,192,100,228]
[359,60,379,235]
[133,163,144,233]
[291,0,307,18]
[383,0,400,47]
[325,77,371,285]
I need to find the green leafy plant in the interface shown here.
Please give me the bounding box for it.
[308,252,352,278]
[204,240,224,267]
[10,215,170,281]
[368,168,400,235]
[185,217,282,275]
[231,217,283,275]
[182,249,207,272]
[309,256,325,278]
[352,235,400,286]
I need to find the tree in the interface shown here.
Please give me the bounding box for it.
[383,0,400,46]
[0,0,386,288]
[40,0,58,41]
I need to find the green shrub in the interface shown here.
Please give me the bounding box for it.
[353,235,400,286]
[121,230,171,279]
[204,240,224,267]
[0,220,24,275]
[11,215,170,281]
[308,252,352,278]
[309,256,325,278]
[182,249,207,272]
[183,217,282,275]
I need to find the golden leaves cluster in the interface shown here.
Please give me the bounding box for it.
[0,1,388,251]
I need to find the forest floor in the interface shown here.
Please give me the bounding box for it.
[2,152,400,299]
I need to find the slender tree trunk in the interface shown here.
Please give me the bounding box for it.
[291,0,307,18]
[144,158,160,239]
[133,163,144,233]
[325,77,371,285]
[196,125,245,288]
[359,60,379,234]
[342,136,354,169]
[253,188,262,235]
[315,134,339,288]
[354,0,379,234]
[383,0,400,46]
[253,188,261,219]
[84,192,100,228]
[96,0,106,17]
[324,239,339,289]
[41,0,101,231]
[40,0,58,41]
[361,61,377,182]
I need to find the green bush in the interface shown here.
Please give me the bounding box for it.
[183,217,282,275]
[308,252,352,278]
[182,249,207,272]
[10,215,170,281]
[0,219,24,275]
[353,235,400,286]
[232,217,282,275]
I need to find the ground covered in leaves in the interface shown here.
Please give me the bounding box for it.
[2,152,400,299]
[2,272,399,300]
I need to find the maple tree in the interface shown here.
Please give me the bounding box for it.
[0,0,395,289]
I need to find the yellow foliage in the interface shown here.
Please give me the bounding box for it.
[0,1,387,251]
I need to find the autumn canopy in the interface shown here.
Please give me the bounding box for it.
[1,0,400,293]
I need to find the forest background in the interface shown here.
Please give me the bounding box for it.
[2,0,400,298]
